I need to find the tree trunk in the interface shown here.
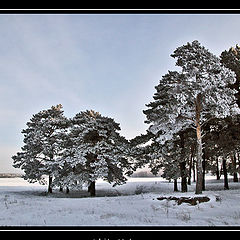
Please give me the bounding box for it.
[188,145,194,185]
[202,149,206,191]
[231,153,238,182]
[179,132,187,192]
[216,157,220,180]
[48,175,53,193]
[66,186,69,194]
[222,158,229,190]
[88,181,96,197]
[196,136,203,194]
[192,158,196,182]
[174,179,178,192]
[180,162,188,192]
[195,93,203,194]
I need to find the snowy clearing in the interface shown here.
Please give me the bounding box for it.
[0,176,240,227]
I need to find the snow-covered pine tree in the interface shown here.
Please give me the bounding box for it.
[57,110,131,197]
[144,40,240,194]
[143,71,191,190]
[129,132,154,173]
[147,129,195,192]
[220,44,240,107]
[147,139,182,192]
[204,116,240,187]
[220,45,240,182]
[12,104,69,193]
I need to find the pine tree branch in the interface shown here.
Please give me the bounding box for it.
[178,114,195,123]
[201,117,215,127]
[189,124,197,130]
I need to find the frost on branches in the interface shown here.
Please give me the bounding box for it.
[12,104,69,193]
[144,40,240,194]
[13,107,132,197]
[55,110,131,196]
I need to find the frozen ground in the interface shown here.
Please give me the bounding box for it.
[0,176,240,227]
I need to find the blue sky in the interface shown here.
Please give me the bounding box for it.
[1,13,240,173]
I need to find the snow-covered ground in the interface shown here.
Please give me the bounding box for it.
[0,176,240,227]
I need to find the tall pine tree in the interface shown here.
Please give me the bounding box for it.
[12,104,69,193]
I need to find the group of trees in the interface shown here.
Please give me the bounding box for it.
[12,40,240,196]
[137,41,240,194]
[12,106,134,196]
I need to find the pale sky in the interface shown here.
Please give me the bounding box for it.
[1,12,240,173]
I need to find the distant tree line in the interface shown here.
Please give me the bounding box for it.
[12,41,240,196]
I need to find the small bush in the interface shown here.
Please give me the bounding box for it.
[135,185,145,195]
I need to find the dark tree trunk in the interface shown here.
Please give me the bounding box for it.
[88,181,96,197]
[202,149,206,191]
[188,145,194,185]
[180,162,188,192]
[192,158,196,182]
[216,157,220,180]
[59,186,63,192]
[48,175,53,193]
[187,176,191,185]
[222,159,229,190]
[66,187,69,194]
[174,179,178,192]
[179,132,187,192]
[232,153,238,182]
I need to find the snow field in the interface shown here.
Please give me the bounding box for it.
[0,177,240,226]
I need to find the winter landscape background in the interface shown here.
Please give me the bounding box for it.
[0,175,240,227]
[2,12,240,174]
[2,11,240,230]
